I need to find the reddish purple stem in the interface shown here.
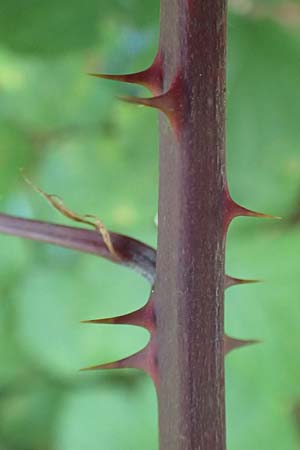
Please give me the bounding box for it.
[0,213,156,283]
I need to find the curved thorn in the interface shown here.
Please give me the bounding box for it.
[225,275,261,289]
[118,93,177,132]
[81,298,156,332]
[80,339,158,387]
[119,73,184,138]
[118,93,174,116]
[223,189,281,230]
[0,213,156,283]
[233,203,282,221]
[88,52,163,95]
[224,335,261,355]
[89,71,158,93]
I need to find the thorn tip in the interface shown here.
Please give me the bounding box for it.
[80,339,158,387]
[225,275,262,289]
[225,335,261,354]
[224,190,282,227]
[80,298,155,331]
[88,52,163,95]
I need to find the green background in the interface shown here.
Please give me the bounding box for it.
[0,1,300,449]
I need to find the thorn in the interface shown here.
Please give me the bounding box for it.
[88,52,163,95]
[81,298,156,332]
[119,73,185,138]
[80,339,159,388]
[118,92,174,117]
[223,189,281,229]
[233,203,282,221]
[224,335,261,355]
[225,275,261,289]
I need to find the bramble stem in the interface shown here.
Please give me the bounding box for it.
[155,1,227,449]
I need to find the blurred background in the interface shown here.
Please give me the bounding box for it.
[0,0,300,449]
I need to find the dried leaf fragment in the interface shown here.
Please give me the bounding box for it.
[23,173,118,259]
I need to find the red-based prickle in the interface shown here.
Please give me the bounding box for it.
[89,52,164,95]
[224,335,260,355]
[81,293,159,387]
[223,187,281,233]
[119,73,186,139]
[81,295,156,332]
[225,275,260,289]
[81,336,159,389]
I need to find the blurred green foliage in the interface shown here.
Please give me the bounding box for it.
[0,1,300,449]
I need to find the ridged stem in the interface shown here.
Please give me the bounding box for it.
[155,1,227,449]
